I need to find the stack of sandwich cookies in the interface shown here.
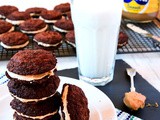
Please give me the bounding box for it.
[6,49,61,120]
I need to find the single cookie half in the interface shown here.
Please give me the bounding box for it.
[39,10,62,23]
[19,19,48,34]
[61,84,90,120]
[33,31,63,48]
[6,11,31,25]
[13,112,60,120]
[0,5,18,18]
[0,20,14,34]
[7,74,60,102]
[25,7,47,17]
[7,49,57,76]
[65,30,75,47]
[0,31,29,49]
[53,19,74,33]
[11,92,61,119]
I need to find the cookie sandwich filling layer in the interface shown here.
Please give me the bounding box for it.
[1,40,29,49]
[7,68,55,81]
[53,25,70,33]
[62,85,71,120]
[33,39,63,47]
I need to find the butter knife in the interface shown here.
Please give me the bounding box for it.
[127,23,160,43]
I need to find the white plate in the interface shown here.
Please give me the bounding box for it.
[0,76,117,120]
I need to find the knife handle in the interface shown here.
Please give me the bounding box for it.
[152,35,160,42]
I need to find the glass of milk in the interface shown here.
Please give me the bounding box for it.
[71,0,123,86]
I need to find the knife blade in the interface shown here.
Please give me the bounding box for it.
[127,23,160,43]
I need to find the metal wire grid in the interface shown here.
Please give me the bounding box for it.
[117,21,160,54]
[0,21,160,60]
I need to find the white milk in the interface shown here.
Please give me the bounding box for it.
[71,0,123,85]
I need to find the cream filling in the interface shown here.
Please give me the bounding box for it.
[39,16,57,23]
[62,85,71,120]
[11,93,55,103]
[21,25,48,34]
[53,26,70,33]
[1,40,29,49]
[6,19,25,25]
[66,41,76,47]
[0,14,5,18]
[33,39,62,47]
[16,110,58,119]
[7,68,55,81]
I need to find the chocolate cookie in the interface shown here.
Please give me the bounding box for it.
[0,32,29,49]
[13,112,60,120]
[6,11,31,25]
[54,3,70,14]
[7,49,57,75]
[40,10,62,23]
[65,30,75,47]
[25,7,47,17]
[33,31,63,48]
[11,92,61,117]
[53,19,74,33]
[118,31,128,48]
[0,20,14,34]
[0,5,18,18]
[7,74,60,101]
[19,19,48,34]
[61,84,90,120]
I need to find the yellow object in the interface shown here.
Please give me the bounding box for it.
[122,0,159,23]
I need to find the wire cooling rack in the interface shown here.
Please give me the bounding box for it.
[0,20,160,60]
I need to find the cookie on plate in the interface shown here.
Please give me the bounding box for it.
[0,5,18,19]
[118,31,128,48]
[19,19,48,34]
[25,7,47,18]
[0,31,29,49]
[39,10,62,23]
[33,31,63,49]
[54,2,70,14]
[53,19,74,33]
[6,11,31,25]
[0,20,14,35]
[65,30,75,47]
[11,92,61,120]
[61,84,90,120]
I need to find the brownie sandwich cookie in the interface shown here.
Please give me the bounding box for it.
[25,7,47,18]
[53,19,74,33]
[11,92,61,120]
[33,31,63,48]
[6,49,61,120]
[0,5,18,19]
[65,30,75,47]
[54,2,70,14]
[19,19,48,34]
[118,31,128,48]
[6,11,31,25]
[39,10,62,24]
[61,84,90,120]
[0,20,14,35]
[0,32,29,49]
